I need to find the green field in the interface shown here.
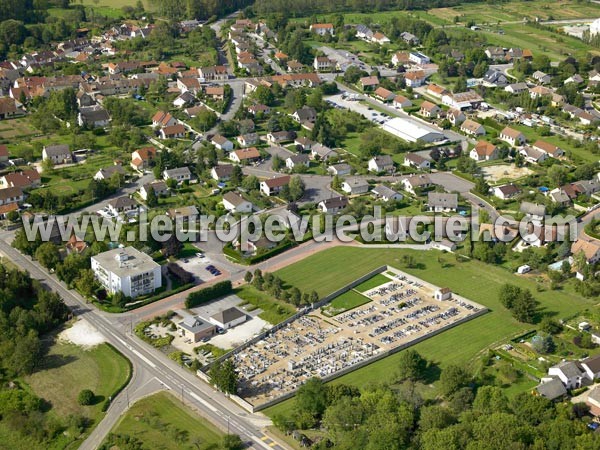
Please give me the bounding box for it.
[0,339,132,449]
[354,274,391,292]
[265,246,595,417]
[322,289,371,316]
[25,341,130,421]
[235,285,297,324]
[103,392,224,450]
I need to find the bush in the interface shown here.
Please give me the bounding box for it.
[186,280,232,308]
[167,262,194,284]
[78,389,95,406]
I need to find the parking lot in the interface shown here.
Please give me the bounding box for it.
[175,252,223,283]
[232,267,485,406]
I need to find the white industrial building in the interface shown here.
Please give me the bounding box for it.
[382,117,446,143]
[209,307,247,330]
[91,247,162,298]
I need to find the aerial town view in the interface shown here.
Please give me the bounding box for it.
[1,0,600,449]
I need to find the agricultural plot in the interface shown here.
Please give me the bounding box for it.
[233,267,485,408]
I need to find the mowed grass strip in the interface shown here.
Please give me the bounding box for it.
[322,290,371,316]
[105,392,223,450]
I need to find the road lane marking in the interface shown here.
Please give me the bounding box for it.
[251,436,273,450]
[189,392,218,412]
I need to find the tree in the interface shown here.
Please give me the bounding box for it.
[271,155,283,172]
[532,334,555,354]
[395,349,428,382]
[289,175,305,201]
[439,365,471,397]
[35,242,60,269]
[244,271,253,283]
[548,165,568,187]
[242,175,259,191]
[75,269,97,300]
[78,389,95,406]
[146,185,158,207]
[296,377,328,419]
[220,434,244,450]
[418,405,456,432]
[230,165,243,186]
[162,234,183,258]
[209,359,238,394]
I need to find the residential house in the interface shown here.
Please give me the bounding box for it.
[373,87,395,102]
[520,202,546,222]
[205,86,224,101]
[286,154,310,171]
[391,51,410,66]
[0,170,41,190]
[236,133,259,148]
[266,130,296,145]
[529,85,553,99]
[247,104,270,115]
[341,178,369,195]
[409,51,430,65]
[210,134,233,152]
[230,147,261,164]
[403,153,431,170]
[260,175,291,196]
[420,101,441,118]
[327,163,351,176]
[404,70,427,87]
[292,106,317,124]
[173,91,196,108]
[401,174,432,195]
[199,65,228,81]
[504,82,529,94]
[94,165,126,181]
[152,111,177,128]
[371,32,390,45]
[139,181,168,200]
[532,70,552,84]
[212,134,234,151]
[460,119,486,136]
[287,60,304,72]
[0,186,24,206]
[470,141,498,161]
[107,196,137,216]
[159,124,186,139]
[131,147,156,171]
[0,97,18,119]
[318,196,348,214]
[311,143,337,161]
[42,144,72,164]
[500,127,526,146]
[547,361,586,389]
[494,184,521,200]
[535,378,568,401]
[427,192,458,212]
[427,83,448,100]
[359,76,379,90]
[533,140,564,158]
[356,24,373,41]
[210,164,234,181]
[372,185,403,202]
[393,95,412,109]
[485,47,505,60]
[167,205,199,222]
[446,109,466,126]
[519,146,548,164]
[313,56,334,71]
[294,137,314,151]
[222,191,253,213]
[78,105,110,128]
[571,239,600,265]
[368,155,395,173]
[163,167,192,184]
[564,74,584,85]
[310,23,334,36]
[398,31,419,45]
[483,69,508,87]
[581,355,600,381]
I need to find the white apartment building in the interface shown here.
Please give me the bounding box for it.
[91,247,162,298]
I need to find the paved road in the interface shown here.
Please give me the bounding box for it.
[0,238,287,450]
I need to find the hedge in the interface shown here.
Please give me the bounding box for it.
[186,280,232,308]
[101,343,133,412]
